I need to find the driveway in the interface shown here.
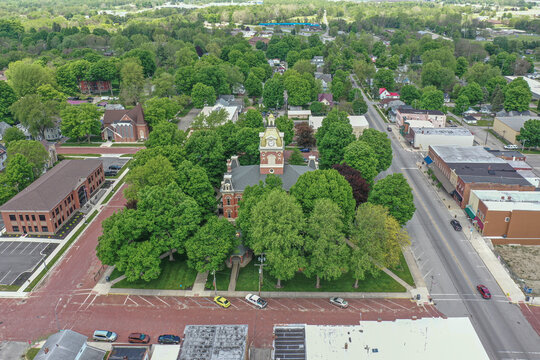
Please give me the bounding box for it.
[178,108,201,131]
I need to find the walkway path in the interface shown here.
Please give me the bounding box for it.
[228,261,239,292]
[191,271,208,295]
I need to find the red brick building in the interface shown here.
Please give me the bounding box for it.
[79,80,112,94]
[0,159,105,235]
[102,103,149,143]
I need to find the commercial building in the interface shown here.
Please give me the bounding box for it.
[0,159,104,235]
[34,330,106,360]
[288,109,312,120]
[396,108,446,128]
[108,346,149,360]
[411,127,474,150]
[426,146,534,208]
[180,325,248,360]
[273,318,488,360]
[309,115,369,138]
[102,103,149,142]
[468,190,540,244]
[487,149,526,161]
[151,345,180,360]
[492,112,540,145]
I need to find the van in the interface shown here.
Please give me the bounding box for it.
[503,144,518,150]
[93,330,118,342]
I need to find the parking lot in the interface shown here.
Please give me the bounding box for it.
[0,241,57,285]
[100,157,129,172]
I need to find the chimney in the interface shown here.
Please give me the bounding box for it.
[227,159,232,173]
[231,155,240,169]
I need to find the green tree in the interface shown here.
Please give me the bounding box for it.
[454,95,470,115]
[55,63,79,96]
[400,85,422,106]
[316,110,355,169]
[374,68,395,91]
[124,48,156,77]
[88,58,117,95]
[5,59,54,97]
[245,72,263,98]
[290,169,355,225]
[304,198,350,288]
[289,148,305,165]
[36,84,66,102]
[144,97,182,128]
[238,109,264,129]
[310,101,325,115]
[491,85,505,112]
[504,78,532,112]
[5,153,34,192]
[275,115,294,145]
[359,128,392,173]
[421,48,457,73]
[352,97,367,115]
[460,82,483,105]
[152,72,176,98]
[175,66,195,94]
[0,81,17,125]
[3,127,25,146]
[516,119,540,148]
[368,173,415,225]
[191,108,228,129]
[60,103,101,142]
[185,217,237,273]
[176,160,217,216]
[119,59,145,106]
[124,155,176,200]
[7,140,49,177]
[262,75,284,109]
[421,60,455,91]
[292,59,315,75]
[343,141,379,184]
[420,87,444,111]
[191,83,216,108]
[235,127,260,165]
[10,94,56,139]
[145,121,186,148]
[284,73,312,106]
[250,189,305,288]
[185,130,226,187]
[456,56,469,77]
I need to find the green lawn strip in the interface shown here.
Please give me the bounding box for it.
[24,211,99,292]
[374,106,389,123]
[205,267,232,291]
[112,254,197,290]
[25,348,40,360]
[447,115,461,125]
[235,264,406,293]
[522,149,540,154]
[488,129,510,145]
[103,351,110,360]
[471,120,493,127]
[388,252,415,287]
[120,154,133,157]
[110,143,146,147]
[102,179,124,203]
[0,284,20,291]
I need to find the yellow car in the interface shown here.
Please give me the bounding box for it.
[214,296,231,308]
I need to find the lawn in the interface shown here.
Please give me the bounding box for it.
[205,267,232,291]
[112,254,197,290]
[523,149,540,154]
[389,252,415,287]
[25,348,40,360]
[235,263,406,293]
[0,284,19,291]
[472,120,493,127]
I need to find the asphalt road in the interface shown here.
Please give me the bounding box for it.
[351,76,540,360]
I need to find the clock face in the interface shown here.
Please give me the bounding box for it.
[268,139,275,147]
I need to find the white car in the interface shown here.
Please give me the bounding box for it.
[93,330,117,342]
[245,293,267,309]
[504,144,518,150]
[329,297,349,308]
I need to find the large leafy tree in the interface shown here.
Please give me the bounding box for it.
[145,121,186,148]
[290,169,355,225]
[245,72,263,98]
[88,58,117,95]
[343,141,379,184]
[504,77,532,112]
[295,122,316,148]
[144,97,182,128]
[7,140,49,177]
[176,160,216,216]
[124,155,176,200]
[185,217,237,273]
[124,48,156,77]
[185,130,226,187]
[359,128,392,173]
[368,173,415,225]
[5,59,55,97]
[238,109,264,129]
[5,153,34,192]
[374,68,395,91]
[0,81,17,125]
[191,108,229,129]
[400,85,421,106]
[284,72,312,106]
[352,97,367,115]
[191,82,216,108]
[3,127,25,146]
[275,115,294,145]
[420,87,445,111]
[421,60,455,91]
[235,127,261,165]
[316,110,355,169]
[262,75,284,109]
[250,188,305,288]
[517,119,540,148]
[304,198,350,288]
[460,82,483,105]
[10,94,56,139]
[119,59,145,106]
[454,95,470,115]
[60,104,101,142]
[332,163,370,206]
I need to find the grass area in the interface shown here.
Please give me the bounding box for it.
[471,119,494,127]
[522,149,540,154]
[374,106,389,123]
[24,211,99,292]
[111,143,146,147]
[205,267,232,291]
[112,253,197,290]
[447,115,461,125]
[235,264,406,293]
[103,352,110,360]
[488,129,510,145]
[65,136,105,143]
[0,284,20,291]
[109,267,124,281]
[25,348,40,360]
[178,103,194,117]
[389,252,415,287]
[102,179,124,203]
[120,154,133,157]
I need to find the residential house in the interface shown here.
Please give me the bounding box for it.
[463,115,478,125]
[317,93,333,107]
[34,330,106,360]
[396,108,446,128]
[379,88,400,100]
[16,123,62,141]
[217,95,244,113]
[0,145,6,171]
[220,115,318,220]
[201,104,240,124]
[380,99,405,110]
[314,72,332,92]
[311,56,324,66]
[0,121,11,140]
[102,103,149,142]
[492,112,540,145]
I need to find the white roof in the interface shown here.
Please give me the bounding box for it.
[288,110,312,116]
[348,116,368,128]
[151,344,180,359]
[472,189,540,211]
[304,318,489,360]
[201,105,238,122]
[309,116,325,130]
[412,127,473,136]
[506,76,540,96]
[404,120,434,128]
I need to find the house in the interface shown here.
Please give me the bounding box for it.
[0,121,11,140]
[379,88,400,100]
[468,190,540,244]
[15,123,32,139]
[314,72,332,91]
[102,103,149,142]
[463,115,478,125]
[444,93,451,103]
[411,127,474,150]
[492,113,540,145]
[396,108,446,128]
[201,104,240,123]
[108,345,149,360]
[34,330,106,360]
[311,56,324,66]
[318,93,333,106]
[220,115,318,220]
[79,80,111,94]
[217,95,244,113]
[16,123,62,141]
[40,140,58,169]
[288,109,311,120]
[0,159,105,235]
[232,83,246,95]
[0,144,7,171]
[426,145,535,208]
[380,99,405,110]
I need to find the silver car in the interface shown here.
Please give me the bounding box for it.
[329,297,348,308]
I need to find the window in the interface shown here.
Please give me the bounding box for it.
[226,198,231,206]
[42,226,48,232]
[227,211,231,218]
[19,215,23,221]
[39,215,45,221]
[55,208,59,215]
[22,226,26,233]
[505,217,510,222]
[9,215,15,221]
[31,215,35,221]
[12,226,19,232]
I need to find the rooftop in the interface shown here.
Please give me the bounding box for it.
[430,145,505,164]
[151,345,181,360]
[495,115,540,132]
[398,108,444,116]
[404,120,434,128]
[487,149,525,159]
[0,159,102,212]
[447,162,531,185]
[348,116,369,127]
[180,325,248,360]
[35,330,105,360]
[108,346,149,360]
[473,190,540,211]
[412,127,472,136]
[505,76,540,96]
[230,163,315,191]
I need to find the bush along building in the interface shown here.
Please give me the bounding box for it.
[220,114,318,220]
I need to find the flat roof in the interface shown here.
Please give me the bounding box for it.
[309,116,324,129]
[430,145,505,164]
[289,110,312,116]
[0,159,102,212]
[180,325,248,360]
[151,345,180,360]
[348,116,368,127]
[448,162,531,185]
[275,318,489,360]
[108,346,148,360]
[398,108,444,116]
[472,189,540,202]
[412,127,472,136]
[505,160,532,169]
[404,120,434,128]
[496,115,540,132]
[487,149,525,158]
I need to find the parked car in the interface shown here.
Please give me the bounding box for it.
[477,284,491,299]
[214,296,231,308]
[329,297,349,309]
[158,334,180,344]
[504,144,518,150]
[109,164,122,170]
[104,170,117,177]
[128,333,150,344]
[387,126,392,132]
[450,219,462,231]
[245,293,267,309]
[299,148,311,153]
[93,330,117,342]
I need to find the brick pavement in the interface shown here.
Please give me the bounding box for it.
[56,146,143,155]
[519,303,540,337]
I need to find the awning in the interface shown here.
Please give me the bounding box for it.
[429,164,455,193]
[424,155,433,165]
[465,205,476,220]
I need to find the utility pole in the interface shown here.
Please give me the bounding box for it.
[255,253,266,297]
[212,269,217,296]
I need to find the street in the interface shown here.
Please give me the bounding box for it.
[352,76,540,360]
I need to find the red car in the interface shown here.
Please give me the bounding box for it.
[477,285,491,299]
[128,333,150,344]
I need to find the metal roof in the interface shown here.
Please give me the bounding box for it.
[412,127,472,136]
[447,162,531,185]
[35,330,105,360]
[180,325,248,360]
[273,326,306,360]
[430,145,505,164]
[495,115,540,132]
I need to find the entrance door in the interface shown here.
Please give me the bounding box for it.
[78,186,88,206]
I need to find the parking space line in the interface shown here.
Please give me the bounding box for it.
[154,296,171,307]
[9,242,23,255]
[137,295,156,307]
[267,299,289,311]
[28,243,40,255]
[171,297,188,309]
[384,299,410,311]
[0,269,12,284]
[1,242,13,254]
[19,242,32,254]
[354,300,377,312]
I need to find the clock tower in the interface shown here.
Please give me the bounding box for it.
[259,114,284,175]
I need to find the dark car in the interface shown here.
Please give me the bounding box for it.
[387,126,392,132]
[477,284,491,299]
[158,334,180,344]
[109,164,122,170]
[128,333,150,344]
[450,219,462,231]
[104,170,117,177]
[299,148,311,153]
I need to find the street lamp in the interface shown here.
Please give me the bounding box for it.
[522,139,527,151]
[54,297,63,331]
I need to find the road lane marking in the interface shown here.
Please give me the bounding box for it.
[83,294,98,311]
[0,269,12,283]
